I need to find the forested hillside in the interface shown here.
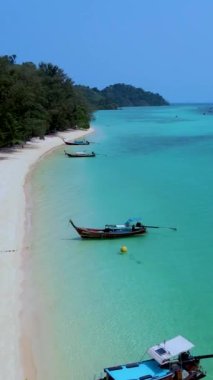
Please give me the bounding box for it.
[75,83,169,110]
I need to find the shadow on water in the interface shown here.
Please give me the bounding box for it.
[118,250,142,265]
[129,254,142,265]
[60,237,82,241]
[119,133,213,154]
[196,104,213,115]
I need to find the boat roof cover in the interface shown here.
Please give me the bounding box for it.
[148,336,194,365]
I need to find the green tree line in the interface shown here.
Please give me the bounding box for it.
[0,55,91,147]
[0,55,169,148]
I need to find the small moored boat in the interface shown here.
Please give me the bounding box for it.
[69,218,146,239]
[63,138,90,145]
[98,335,213,380]
[64,150,95,158]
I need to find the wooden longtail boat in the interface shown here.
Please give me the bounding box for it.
[64,150,95,158]
[98,336,213,380]
[69,218,146,239]
[63,138,90,145]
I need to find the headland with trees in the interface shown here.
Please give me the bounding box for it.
[0,55,169,148]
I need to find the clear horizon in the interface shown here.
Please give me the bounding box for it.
[1,0,213,103]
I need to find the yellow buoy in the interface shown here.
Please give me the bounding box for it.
[120,245,128,253]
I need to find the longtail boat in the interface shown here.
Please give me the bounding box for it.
[64,150,95,158]
[69,218,146,239]
[98,336,213,380]
[63,138,90,145]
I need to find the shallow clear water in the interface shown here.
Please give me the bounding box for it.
[27,105,213,380]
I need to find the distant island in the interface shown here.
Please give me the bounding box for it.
[75,83,169,110]
[0,55,169,148]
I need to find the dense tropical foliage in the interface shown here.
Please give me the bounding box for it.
[0,55,169,148]
[0,55,91,147]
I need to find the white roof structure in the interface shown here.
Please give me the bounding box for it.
[148,336,194,365]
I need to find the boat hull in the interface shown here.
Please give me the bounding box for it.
[100,358,206,380]
[97,336,211,380]
[70,220,146,239]
[64,140,89,145]
[64,151,95,158]
[76,228,146,239]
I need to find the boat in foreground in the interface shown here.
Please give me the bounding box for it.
[69,218,146,239]
[98,335,213,380]
[64,150,95,158]
[63,138,90,145]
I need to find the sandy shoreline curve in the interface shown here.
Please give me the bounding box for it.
[0,127,94,380]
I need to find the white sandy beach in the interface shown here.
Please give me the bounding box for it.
[0,128,93,380]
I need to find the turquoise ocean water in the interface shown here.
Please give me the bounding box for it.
[26,105,213,380]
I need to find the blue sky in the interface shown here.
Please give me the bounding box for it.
[1,0,213,102]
